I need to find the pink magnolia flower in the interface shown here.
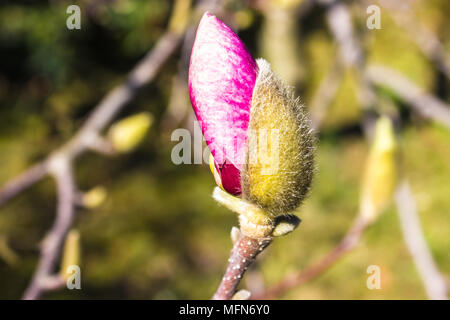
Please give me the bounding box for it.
[189,12,257,195]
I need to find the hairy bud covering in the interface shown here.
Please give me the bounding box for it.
[241,59,315,216]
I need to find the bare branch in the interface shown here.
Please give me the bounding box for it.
[23,157,76,300]
[0,162,48,208]
[310,61,344,130]
[376,0,450,79]
[324,0,377,136]
[0,31,182,208]
[366,64,450,128]
[395,180,448,300]
[212,234,272,300]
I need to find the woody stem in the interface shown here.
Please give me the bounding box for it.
[212,233,272,300]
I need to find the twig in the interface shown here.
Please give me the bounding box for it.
[23,157,76,300]
[375,0,450,79]
[366,64,450,129]
[253,216,369,299]
[324,0,377,136]
[395,180,448,300]
[0,31,182,207]
[0,162,49,208]
[310,61,344,130]
[212,234,272,300]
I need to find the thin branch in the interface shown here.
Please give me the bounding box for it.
[253,216,369,299]
[366,64,450,129]
[212,234,272,300]
[0,162,48,208]
[395,180,448,300]
[23,157,76,300]
[375,0,450,79]
[0,31,182,208]
[61,31,183,160]
[310,61,344,130]
[324,0,377,137]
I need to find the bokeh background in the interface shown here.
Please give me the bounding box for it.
[0,0,449,299]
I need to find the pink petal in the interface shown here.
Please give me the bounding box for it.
[189,12,257,194]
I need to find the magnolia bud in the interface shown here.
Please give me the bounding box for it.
[242,59,315,217]
[360,116,398,222]
[108,112,153,153]
[168,0,191,34]
[60,230,80,280]
[191,13,315,239]
[83,186,107,209]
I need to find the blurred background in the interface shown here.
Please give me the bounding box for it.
[0,0,449,299]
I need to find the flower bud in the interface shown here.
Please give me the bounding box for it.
[192,13,315,238]
[242,59,315,217]
[108,112,153,153]
[83,186,107,209]
[189,12,257,195]
[60,230,80,280]
[360,116,398,222]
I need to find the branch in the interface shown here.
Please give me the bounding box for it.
[23,157,76,300]
[375,0,450,79]
[366,64,450,129]
[212,234,272,300]
[0,31,182,208]
[310,60,344,130]
[324,0,377,136]
[0,162,48,208]
[253,216,369,299]
[395,180,448,300]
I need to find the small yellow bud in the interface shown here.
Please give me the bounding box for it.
[360,116,398,222]
[83,186,107,209]
[232,289,251,300]
[168,0,192,34]
[234,10,254,30]
[60,230,80,280]
[272,0,304,10]
[108,112,153,153]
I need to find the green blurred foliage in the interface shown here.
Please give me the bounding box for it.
[0,0,449,299]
